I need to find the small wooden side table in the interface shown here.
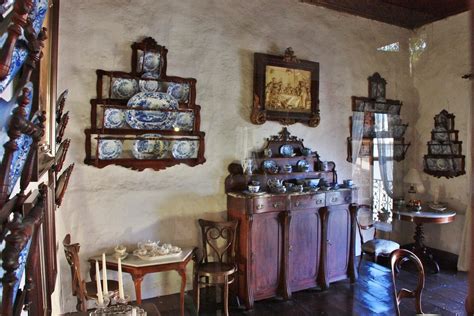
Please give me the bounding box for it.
[392,208,456,273]
[89,247,195,316]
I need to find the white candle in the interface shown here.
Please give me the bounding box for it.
[118,256,124,299]
[433,186,440,203]
[95,260,104,305]
[131,307,137,316]
[102,253,108,295]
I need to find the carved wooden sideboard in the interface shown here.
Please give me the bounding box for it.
[225,129,358,309]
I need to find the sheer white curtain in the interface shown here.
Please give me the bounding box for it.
[351,112,364,163]
[374,113,394,198]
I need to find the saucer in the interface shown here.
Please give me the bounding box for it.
[428,202,447,212]
[113,252,128,260]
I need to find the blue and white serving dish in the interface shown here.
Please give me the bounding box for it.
[104,108,126,128]
[98,139,123,160]
[132,134,168,159]
[172,140,198,159]
[127,92,178,110]
[137,51,161,77]
[167,83,190,103]
[111,78,138,99]
[126,110,177,130]
[139,79,161,93]
[175,112,194,131]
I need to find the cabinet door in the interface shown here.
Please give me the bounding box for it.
[251,212,282,298]
[326,204,351,282]
[289,209,321,291]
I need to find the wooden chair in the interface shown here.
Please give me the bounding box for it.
[356,204,400,270]
[390,249,425,315]
[193,219,238,316]
[63,234,119,312]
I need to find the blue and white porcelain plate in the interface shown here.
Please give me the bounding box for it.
[132,134,168,159]
[104,109,126,128]
[167,83,190,103]
[98,140,123,160]
[262,160,278,173]
[175,112,194,131]
[126,110,177,130]
[139,80,162,93]
[137,51,160,75]
[127,92,178,110]
[172,140,198,159]
[279,144,294,157]
[111,78,138,99]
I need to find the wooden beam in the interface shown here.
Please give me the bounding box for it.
[300,0,466,29]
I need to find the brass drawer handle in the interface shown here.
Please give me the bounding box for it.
[256,204,264,210]
[345,196,351,202]
[295,201,301,207]
[316,199,324,204]
[273,202,283,208]
[327,239,332,246]
[331,197,338,203]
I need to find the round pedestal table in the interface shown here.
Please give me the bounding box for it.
[392,208,456,274]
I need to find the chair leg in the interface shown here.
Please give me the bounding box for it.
[194,274,200,314]
[358,253,364,272]
[223,275,229,316]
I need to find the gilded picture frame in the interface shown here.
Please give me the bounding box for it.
[251,48,320,127]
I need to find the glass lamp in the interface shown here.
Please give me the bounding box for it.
[403,168,425,209]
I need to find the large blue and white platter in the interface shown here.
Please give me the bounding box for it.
[98,139,123,160]
[172,140,198,159]
[126,92,178,130]
[127,92,178,110]
[125,110,177,130]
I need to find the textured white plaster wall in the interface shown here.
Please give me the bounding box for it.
[393,13,471,253]
[55,0,416,312]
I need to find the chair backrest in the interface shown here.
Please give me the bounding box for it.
[198,219,238,264]
[390,249,425,316]
[356,204,375,244]
[63,234,88,311]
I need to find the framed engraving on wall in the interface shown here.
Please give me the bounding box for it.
[251,48,320,127]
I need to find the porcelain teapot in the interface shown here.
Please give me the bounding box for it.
[267,178,284,188]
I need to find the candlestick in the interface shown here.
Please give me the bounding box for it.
[102,253,108,295]
[433,186,440,204]
[95,260,104,305]
[118,256,124,299]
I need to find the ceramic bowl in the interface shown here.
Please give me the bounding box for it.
[303,178,320,188]
[248,185,260,193]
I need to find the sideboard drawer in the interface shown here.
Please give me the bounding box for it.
[291,193,326,209]
[253,196,286,213]
[326,190,352,206]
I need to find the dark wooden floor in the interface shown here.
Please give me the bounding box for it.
[143,259,468,316]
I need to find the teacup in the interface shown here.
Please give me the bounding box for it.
[248,185,260,193]
[343,179,353,187]
[114,245,127,256]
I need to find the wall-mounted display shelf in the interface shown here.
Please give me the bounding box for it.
[423,109,465,178]
[347,73,410,163]
[85,37,206,171]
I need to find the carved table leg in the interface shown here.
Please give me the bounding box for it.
[404,223,440,274]
[177,268,186,316]
[131,274,144,304]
